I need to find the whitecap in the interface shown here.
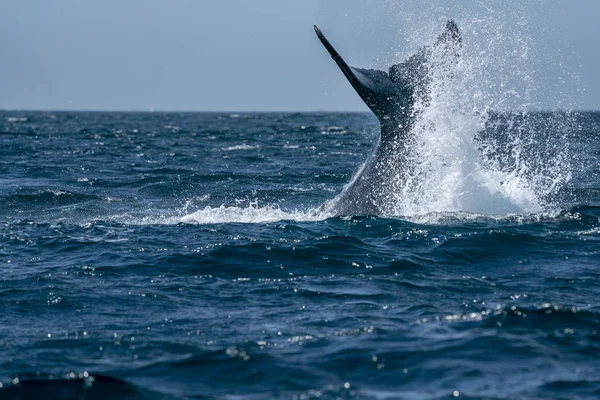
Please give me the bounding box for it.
[7,117,27,123]
[221,144,259,151]
[179,205,324,225]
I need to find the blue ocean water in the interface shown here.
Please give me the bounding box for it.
[1,111,599,399]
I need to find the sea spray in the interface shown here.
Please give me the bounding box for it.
[372,3,575,217]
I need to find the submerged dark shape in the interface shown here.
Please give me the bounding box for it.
[315,21,462,216]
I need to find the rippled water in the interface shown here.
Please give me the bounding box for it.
[1,111,599,399]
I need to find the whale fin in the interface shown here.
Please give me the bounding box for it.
[314,22,461,129]
[314,25,401,120]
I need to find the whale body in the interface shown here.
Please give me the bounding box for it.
[315,22,462,216]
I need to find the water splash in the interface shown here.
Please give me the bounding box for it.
[376,2,575,217]
[101,200,327,225]
[178,204,324,224]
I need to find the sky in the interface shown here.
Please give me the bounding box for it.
[0,0,598,111]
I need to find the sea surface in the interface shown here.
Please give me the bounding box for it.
[1,111,599,400]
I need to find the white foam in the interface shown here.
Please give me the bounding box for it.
[179,205,326,225]
[221,144,259,151]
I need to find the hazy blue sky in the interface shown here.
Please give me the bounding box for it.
[1,1,598,111]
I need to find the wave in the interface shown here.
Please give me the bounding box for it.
[4,190,102,206]
[0,374,165,400]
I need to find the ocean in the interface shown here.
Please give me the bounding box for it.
[1,110,599,399]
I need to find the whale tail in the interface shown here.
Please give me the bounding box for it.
[314,22,461,137]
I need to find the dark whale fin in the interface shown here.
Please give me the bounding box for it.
[314,22,461,136]
[314,25,400,121]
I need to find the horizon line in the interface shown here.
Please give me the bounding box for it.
[1,108,598,113]
[0,108,370,114]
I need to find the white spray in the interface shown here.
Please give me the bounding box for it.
[375,2,574,218]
